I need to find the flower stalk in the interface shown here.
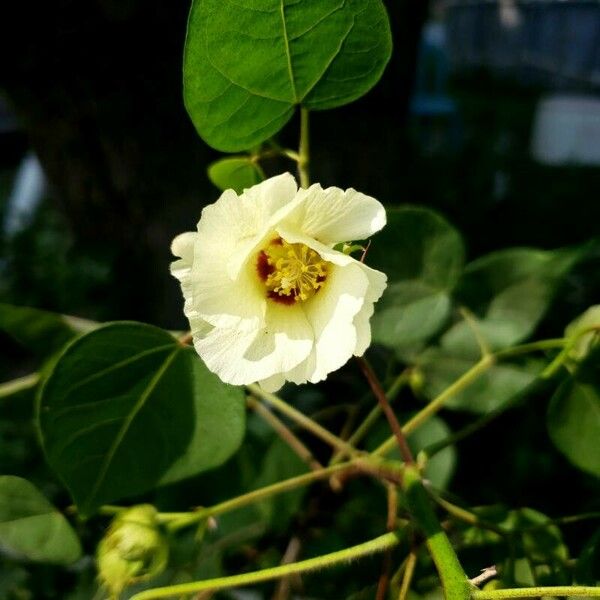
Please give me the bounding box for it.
[128,531,401,599]
[298,107,310,187]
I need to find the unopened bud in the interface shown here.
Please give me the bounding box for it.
[97,505,168,597]
[408,368,424,394]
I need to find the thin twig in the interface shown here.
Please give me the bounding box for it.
[398,551,417,600]
[356,357,415,465]
[272,537,303,600]
[459,306,491,357]
[470,566,498,587]
[376,484,399,600]
[247,384,360,459]
[248,395,323,471]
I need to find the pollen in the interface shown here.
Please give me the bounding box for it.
[257,238,329,304]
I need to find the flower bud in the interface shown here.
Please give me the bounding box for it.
[408,368,424,394]
[97,505,168,597]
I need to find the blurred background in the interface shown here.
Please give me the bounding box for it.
[3,0,600,328]
[1,0,600,597]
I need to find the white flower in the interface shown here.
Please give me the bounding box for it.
[170,173,387,392]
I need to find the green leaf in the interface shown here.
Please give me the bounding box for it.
[417,349,542,414]
[0,303,95,360]
[0,374,39,402]
[368,207,465,289]
[443,247,582,357]
[511,508,568,564]
[207,157,265,193]
[368,207,465,353]
[576,528,600,584]
[184,0,392,151]
[547,350,600,478]
[254,437,307,533]
[407,416,456,490]
[37,322,245,515]
[0,476,81,564]
[371,283,451,353]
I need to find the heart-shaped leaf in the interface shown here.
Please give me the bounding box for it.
[184,0,392,150]
[37,322,245,515]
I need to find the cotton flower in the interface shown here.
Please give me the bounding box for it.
[171,173,387,392]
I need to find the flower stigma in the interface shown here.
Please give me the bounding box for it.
[257,238,329,305]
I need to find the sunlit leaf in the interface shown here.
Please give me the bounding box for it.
[37,322,245,515]
[443,247,583,357]
[184,0,392,150]
[0,476,81,564]
[369,207,465,353]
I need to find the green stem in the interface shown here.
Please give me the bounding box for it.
[298,107,310,188]
[403,466,470,600]
[129,531,401,600]
[397,551,417,600]
[541,326,600,379]
[472,587,600,599]
[373,356,494,457]
[247,384,359,458]
[0,373,40,398]
[166,460,356,532]
[494,338,565,359]
[423,376,544,460]
[431,494,506,536]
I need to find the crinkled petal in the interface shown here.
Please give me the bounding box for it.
[193,302,313,386]
[353,264,388,356]
[197,173,298,254]
[284,184,386,244]
[188,254,265,331]
[285,262,369,385]
[171,175,388,389]
[170,232,199,324]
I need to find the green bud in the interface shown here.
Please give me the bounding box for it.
[97,505,168,597]
[408,368,424,394]
[565,305,600,361]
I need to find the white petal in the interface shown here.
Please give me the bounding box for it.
[193,302,313,386]
[188,254,265,331]
[284,184,386,244]
[196,174,298,267]
[171,231,197,265]
[286,262,369,385]
[257,373,287,392]
[170,232,199,324]
[353,264,388,356]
